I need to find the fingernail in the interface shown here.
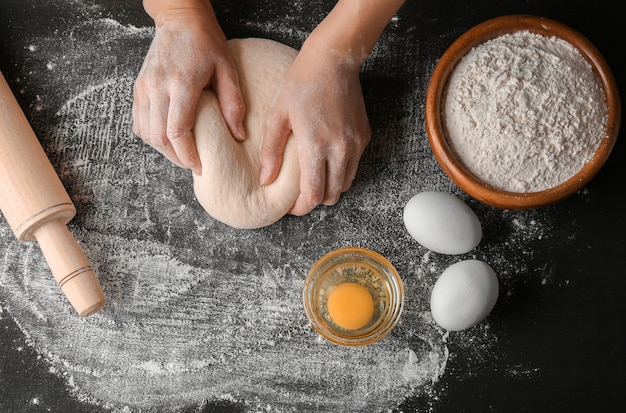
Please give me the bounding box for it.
[192,158,203,175]
[259,167,270,185]
[236,122,245,141]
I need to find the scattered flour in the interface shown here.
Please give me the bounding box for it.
[0,12,580,413]
[443,31,608,192]
[1,66,449,413]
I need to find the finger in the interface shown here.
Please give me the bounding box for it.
[131,83,142,137]
[167,89,202,174]
[149,93,186,169]
[259,110,291,186]
[213,62,246,142]
[289,144,326,216]
[133,82,152,140]
[342,156,360,192]
[289,194,315,216]
[322,155,348,206]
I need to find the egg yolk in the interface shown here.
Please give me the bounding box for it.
[327,282,375,330]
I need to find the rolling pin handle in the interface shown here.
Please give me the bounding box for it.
[33,219,106,316]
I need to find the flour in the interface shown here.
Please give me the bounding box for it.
[0,34,450,412]
[0,11,581,413]
[443,30,608,193]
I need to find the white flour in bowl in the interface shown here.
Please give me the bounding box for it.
[443,30,608,193]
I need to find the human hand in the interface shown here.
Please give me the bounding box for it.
[259,44,371,216]
[133,3,245,175]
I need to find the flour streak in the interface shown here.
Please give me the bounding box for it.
[0,13,572,413]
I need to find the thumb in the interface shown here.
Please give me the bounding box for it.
[213,63,246,141]
[259,111,291,186]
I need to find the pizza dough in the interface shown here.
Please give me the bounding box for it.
[193,38,300,229]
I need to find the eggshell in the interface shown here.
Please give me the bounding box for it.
[403,191,482,255]
[430,259,499,331]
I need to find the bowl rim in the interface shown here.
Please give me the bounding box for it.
[425,14,621,209]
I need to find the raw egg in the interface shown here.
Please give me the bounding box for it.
[327,282,375,330]
[403,191,482,255]
[430,259,499,331]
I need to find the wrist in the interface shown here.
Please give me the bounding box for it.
[304,0,405,67]
[144,0,213,26]
[300,36,366,73]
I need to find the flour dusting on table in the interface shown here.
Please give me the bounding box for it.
[0,12,577,413]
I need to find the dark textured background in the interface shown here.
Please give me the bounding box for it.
[1,1,624,412]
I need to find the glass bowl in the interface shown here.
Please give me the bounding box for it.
[425,14,621,209]
[302,247,404,346]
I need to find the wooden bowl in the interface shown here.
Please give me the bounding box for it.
[425,15,621,209]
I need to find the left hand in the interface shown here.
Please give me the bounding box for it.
[259,43,371,216]
[132,3,245,175]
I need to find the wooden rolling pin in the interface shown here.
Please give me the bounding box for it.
[0,71,106,316]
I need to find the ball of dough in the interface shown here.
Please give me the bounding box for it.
[193,38,300,229]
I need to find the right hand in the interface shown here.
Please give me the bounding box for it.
[132,3,246,175]
[259,43,371,216]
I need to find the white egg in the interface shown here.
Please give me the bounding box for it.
[430,259,499,331]
[403,191,482,255]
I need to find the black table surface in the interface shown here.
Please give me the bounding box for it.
[1,1,624,412]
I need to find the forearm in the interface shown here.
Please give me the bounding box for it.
[304,0,405,66]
